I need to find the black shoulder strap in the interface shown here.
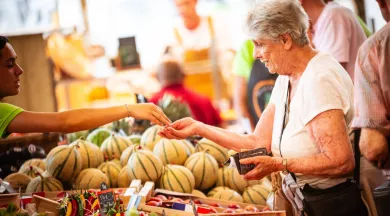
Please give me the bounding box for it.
[354,129,361,184]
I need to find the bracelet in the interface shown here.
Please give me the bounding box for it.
[282,158,288,174]
[124,104,131,118]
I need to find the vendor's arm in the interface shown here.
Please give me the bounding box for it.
[6,103,170,134]
[160,103,275,152]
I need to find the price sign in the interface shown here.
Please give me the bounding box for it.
[97,183,116,216]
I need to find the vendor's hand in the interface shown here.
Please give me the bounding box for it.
[158,117,202,139]
[360,128,389,168]
[127,103,171,126]
[240,156,281,180]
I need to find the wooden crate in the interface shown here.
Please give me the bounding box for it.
[0,133,60,153]
[0,193,20,209]
[32,195,60,215]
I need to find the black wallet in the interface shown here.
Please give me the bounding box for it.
[224,148,269,175]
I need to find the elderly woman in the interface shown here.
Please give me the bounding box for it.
[160,0,367,215]
[0,36,170,138]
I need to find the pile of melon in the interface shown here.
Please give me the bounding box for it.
[4,124,271,205]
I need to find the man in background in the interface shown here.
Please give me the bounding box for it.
[352,0,390,214]
[164,0,233,100]
[301,0,366,79]
[149,59,222,127]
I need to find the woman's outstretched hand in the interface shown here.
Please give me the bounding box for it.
[127,103,171,126]
[158,117,202,139]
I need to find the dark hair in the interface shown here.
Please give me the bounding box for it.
[0,36,9,49]
[0,36,9,59]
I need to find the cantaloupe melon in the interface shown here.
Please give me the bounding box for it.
[216,166,231,187]
[228,168,271,193]
[26,174,63,193]
[66,130,89,143]
[98,161,122,188]
[128,134,141,145]
[120,145,137,167]
[260,177,272,191]
[213,188,243,203]
[117,167,132,188]
[112,159,122,167]
[159,165,195,193]
[127,149,163,183]
[228,168,248,193]
[207,186,230,197]
[73,168,110,189]
[20,159,46,171]
[70,138,104,169]
[100,134,132,160]
[140,125,162,150]
[184,151,218,190]
[18,166,44,179]
[192,189,206,198]
[228,149,238,157]
[45,145,82,182]
[153,139,188,165]
[181,140,195,156]
[42,171,51,177]
[120,145,142,167]
[86,128,112,147]
[242,185,270,205]
[196,138,229,165]
[4,173,31,191]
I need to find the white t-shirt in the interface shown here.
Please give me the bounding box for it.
[166,16,233,61]
[270,52,354,189]
[312,2,366,80]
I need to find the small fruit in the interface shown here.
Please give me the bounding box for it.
[228,204,241,209]
[235,208,246,213]
[155,195,167,201]
[209,207,218,213]
[223,209,236,213]
[146,201,161,207]
[170,198,184,203]
[210,203,221,208]
[245,205,259,212]
[149,197,162,203]
[193,199,202,204]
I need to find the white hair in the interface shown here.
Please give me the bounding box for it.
[246,0,310,46]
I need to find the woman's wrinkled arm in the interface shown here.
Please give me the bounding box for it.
[285,109,355,176]
[161,103,275,152]
[197,103,275,152]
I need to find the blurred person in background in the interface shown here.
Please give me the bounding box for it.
[164,0,234,101]
[0,36,170,139]
[149,59,222,126]
[300,0,366,80]
[232,39,277,132]
[352,0,390,214]
[323,0,372,37]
